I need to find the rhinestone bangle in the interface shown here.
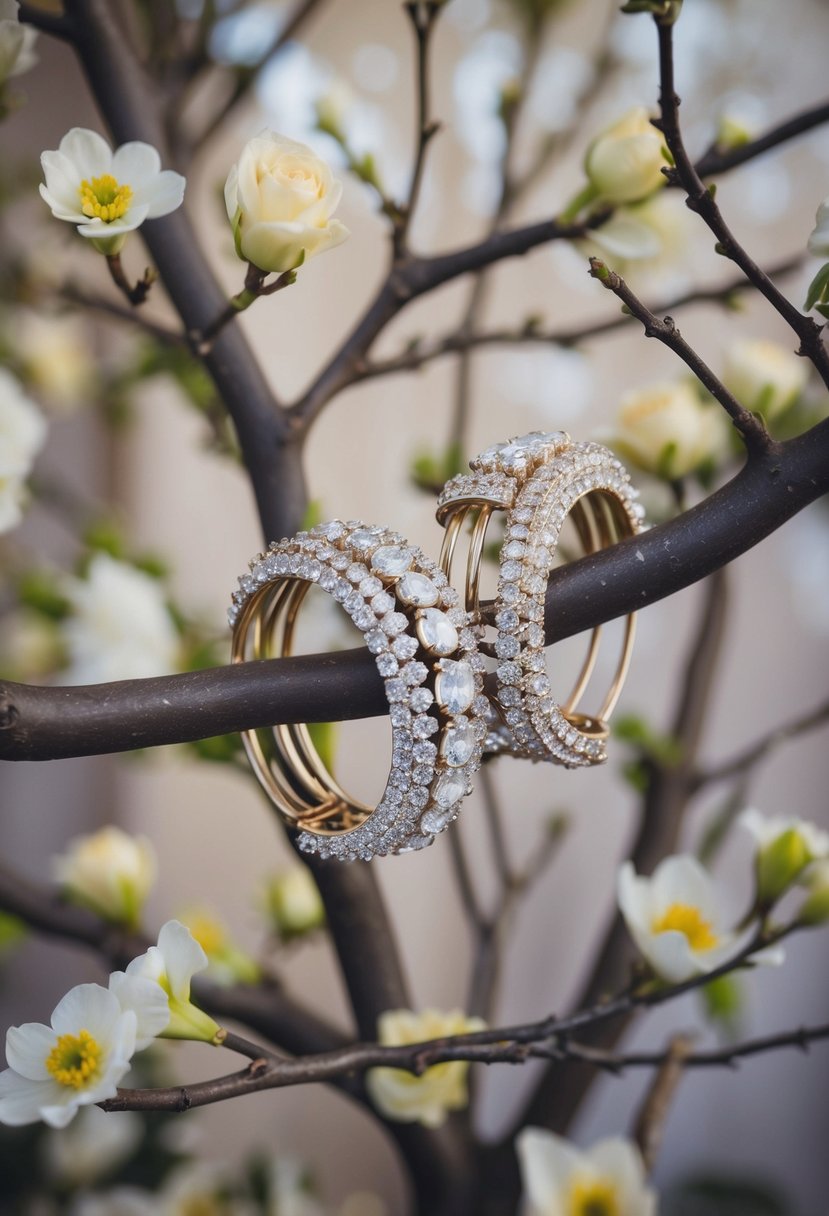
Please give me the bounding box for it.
[229,520,488,860]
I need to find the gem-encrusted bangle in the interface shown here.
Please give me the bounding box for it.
[492,441,644,767]
[436,432,645,768]
[228,520,488,860]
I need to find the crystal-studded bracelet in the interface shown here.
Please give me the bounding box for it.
[228,521,488,860]
[436,433,645,767]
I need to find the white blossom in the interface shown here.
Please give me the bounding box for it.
[366,1008,485,1128]
[40,128,185,252]
[807,196,829,258]
[722,339,808,420]
[0,0,37,84]
[0,983,137,1128]
[61,553,180,684]
[614,380,730,480]
[53,825,156,929]
[225,131,349,273]
[113,919,222,1044]
[585,107,666,205]
[0,365,47,533]
[15,309,96,412]
[43,1104,142,1187]
[739,807,829,905]
[516,1127,657,1216]
[264,868,326,940]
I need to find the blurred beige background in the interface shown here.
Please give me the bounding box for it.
[2,0,829,1211]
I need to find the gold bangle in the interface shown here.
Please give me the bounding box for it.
[228,520,488,860]
[436,433,645,766]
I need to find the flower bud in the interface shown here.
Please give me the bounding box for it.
[807,197,829,259]
[722,339,807,421]
[614,380,730,480]
[264,868,325,941]
[224,131,349,274]
[585,106,667,205]
[797,861,829,926]
[0,1,37,87]
[178,907,260,986]
[740,808,829,909]
[53,826,156,929]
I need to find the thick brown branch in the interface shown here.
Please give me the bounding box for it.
[589,258,770,452]
[17,2,73,38]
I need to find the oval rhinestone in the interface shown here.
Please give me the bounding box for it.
[440,720,476,767]
[416,608,459,656]
[371,545,413,576]
[420,807,452,835]
[397,571,439,607]
[433,771,467,809]
[435,660,475,714]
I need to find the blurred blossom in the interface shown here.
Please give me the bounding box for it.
[0,365,47,533]
[739,807,829,907]
[495,348,592,425]
[43,1105,142,1188]
[737,160,791,224]
[446,0,491,34]
[267,1158,326,1216]
[0,610,63,678]
[258,43,330,138]
[585,106,666,206]
[178,907,261,986]
[351,43,398,93]
[366,1008,485,1127]
[722,338,807,421]
[14,309,96,412]
[516,1127,657,1216]
[225,132,349,273]
[209,3,284,66]
[613,379,730,480]
[71,1190,155,1216]
[797,859,829,926]
[807,196,829,258]
[264,867,325,940]
[584,192,695,291]
[0,0,37,86]
[453,31,522,164]
[61,553,180,684]
[161,1162,258,1216]
[524,47,592,137]
[786,505,829,638]
[54,825,156,929]
[714,91,765,151]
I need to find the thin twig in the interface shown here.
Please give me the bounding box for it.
[691,697,829,792]
[654,14,829,392]
[105,253,157,307]
[694,97,829,179]
[59,280,186,345]
[589,257,771,453]
[632,1035,694,1172]
[394,1,442,256]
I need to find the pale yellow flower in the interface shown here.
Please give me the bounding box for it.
[614,380,730,480]
[264,868,325,941]
[722,339,807,420]
[366,1008,485,1128]
[585,106,666,205]
[53,826,156,929]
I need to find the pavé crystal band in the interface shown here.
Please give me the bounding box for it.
[436,433,645,767]
[229,520,488,860]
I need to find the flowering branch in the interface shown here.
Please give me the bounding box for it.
[104,251,157,307]
[693,96,829,180]
[196,263,298,352]
[588,258,770,452]
[653,13,829,392]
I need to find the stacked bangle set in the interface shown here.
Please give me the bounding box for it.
[228,433,645,861]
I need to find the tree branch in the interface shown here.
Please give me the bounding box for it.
[691,696,829,792]
[694,97,829,180]
[17,2,74,39]
[655,14,829,393]
[588,258,770,452]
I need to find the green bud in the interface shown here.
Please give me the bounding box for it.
[797,861,829,926]
[756,827,811,907]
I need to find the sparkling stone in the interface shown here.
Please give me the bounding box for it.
[440,720,477,767]
[495,609,519,631]
[397,571,439,608]
[499,686,521,707]
[472,695,490,717]
[371,591,395,616]
[386,678,407,702]
[351,528,381,550]
[440,586,460,607]
[382,612,409,636]
[495,635,520,659]
[433,771,467,808]
[435,660,475,714]
[331,553,350,570]
[501,560,522,582]
[344,589,363,614]
[371,545,413,576]
[526,623,545,647]
[416,608,459,656]
[409,687,434,713]
[414,740,438,763]
[408,785,430,809]
[403,661,428,685]
[392,634,419,660]
[503,541,525,559]
[389,705,411,727]
[333,578,351,601]
[529,673,551,696]
[501,583,520,604]
[413,715,439,738]
[420,808,451,835]
[352,606,375,630]
[413,764,434,785]
[359,575,383,597]
[366,628,388,654]
[376,653,399,677]
[347,562,369,583]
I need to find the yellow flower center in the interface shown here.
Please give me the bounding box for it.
[79,174,133,223]
[652,902,719,951]
[45,1028,102,1089]
[567,1176,620,1216]
[186,913,227,957]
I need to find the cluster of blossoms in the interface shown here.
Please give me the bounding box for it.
[0,919,220,1128]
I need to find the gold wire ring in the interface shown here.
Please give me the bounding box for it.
[436,434,645,766]
[228,520,489,860]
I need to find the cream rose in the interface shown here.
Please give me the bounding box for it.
[224,132,349,274]
[585,106,667,205]
[53,826,156,928]
[614,380,730,479]
[722,338,807,420]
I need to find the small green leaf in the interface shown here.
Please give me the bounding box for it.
[804,262,829,311]
[16,571,71,621]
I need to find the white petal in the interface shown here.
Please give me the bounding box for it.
[749,943,786,967]
[651,854,719,923]
[40,151,85,213]
[5,1022,55,1080]
[589,1138,648,1207]
[157,919,207,1000]
[109,972,170,1050]
[592,213,661,260]
[642,929,702,983]
[0,1069,66,1126]
[39,182,87,223]
[737,807,767,845]
[617,861,652,928]
[223,164,239,222]
[141,169,185,218]
[50,982,122,1042]
[110,140,161,185]
[58,128,113,180]
[515,1127,576,1216]
[76,203,149,239]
